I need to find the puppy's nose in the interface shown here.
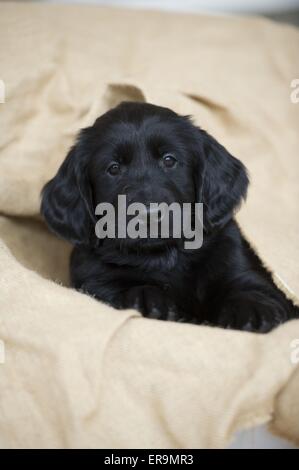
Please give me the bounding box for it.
[147,206,164,223]
[135,206,165,225]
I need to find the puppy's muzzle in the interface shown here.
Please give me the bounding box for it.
[134,206,165,226]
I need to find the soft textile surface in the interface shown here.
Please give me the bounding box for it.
[0,2,298,448]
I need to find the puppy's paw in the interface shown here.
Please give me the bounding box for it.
[123,285,178,320]
[216,293,287,333]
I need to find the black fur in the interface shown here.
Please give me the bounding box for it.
[41,102,298,332]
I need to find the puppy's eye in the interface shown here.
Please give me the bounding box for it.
[107,163,121,176]
[162,154,177,168]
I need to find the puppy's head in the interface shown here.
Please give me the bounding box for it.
[41,102,249,249]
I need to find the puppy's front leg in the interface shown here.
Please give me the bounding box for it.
[77,278,179,321]
[215,290,292,333]
[71,246,133,309]
[122,285,180,320]
[71,247,178,318]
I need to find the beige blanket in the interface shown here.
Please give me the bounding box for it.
[0,2,298,448]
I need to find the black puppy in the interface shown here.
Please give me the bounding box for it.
[41,102,298,332]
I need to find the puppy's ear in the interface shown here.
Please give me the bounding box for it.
[41,130,95,245]
[199,130,249,232]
